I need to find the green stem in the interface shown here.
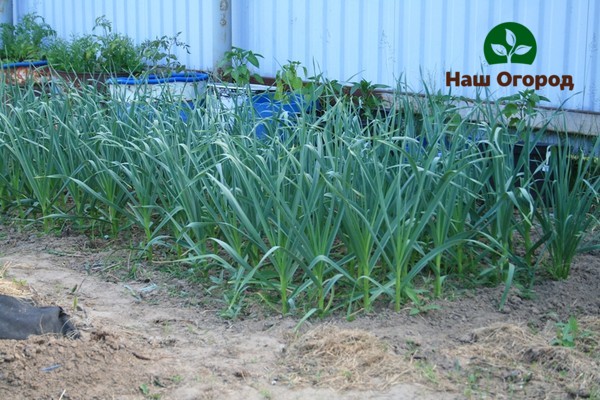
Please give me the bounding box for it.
[361,259,371,311]
[456,244,464,276]
[523,221,532,266]
[395,272,401,312]
[433,253,442,298]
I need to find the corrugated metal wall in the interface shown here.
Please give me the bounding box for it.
[20,0,600,113]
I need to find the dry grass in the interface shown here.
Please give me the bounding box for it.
[447,320,600,399]
[279,325,420,391]
[0,262,31,297]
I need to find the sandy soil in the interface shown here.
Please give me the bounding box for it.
[0,224,598,400]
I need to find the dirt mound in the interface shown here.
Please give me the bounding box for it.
[0,330,170,400]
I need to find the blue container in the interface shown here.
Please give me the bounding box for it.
[107,71,208,123]
[1,60,49,69]
[178,100,195,123]
[1,60,50,85]
[115,99,197,124]
[109,71,209,85]
[107,71,208,102]
[250,92,315,139]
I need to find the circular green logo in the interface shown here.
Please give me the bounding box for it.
[484,22,537,65]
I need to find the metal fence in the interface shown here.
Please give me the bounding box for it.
[18,0,600,113]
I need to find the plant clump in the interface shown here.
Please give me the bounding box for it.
[0,262,30,298]
[45,16,188,76]
[218,46,264,85]
[0,13,56,63]
[0,60,598,322]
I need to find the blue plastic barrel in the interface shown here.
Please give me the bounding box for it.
[1,60,50,85]
[250,92,315,139]
[1,60,48,69]
[107,71,209,102]
[109,71,208,85]
[107,72,208,123]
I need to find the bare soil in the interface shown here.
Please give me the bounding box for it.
[0,224,598,400]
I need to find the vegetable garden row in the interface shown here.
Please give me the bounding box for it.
[1,76,598,319]
[0,12,597,319]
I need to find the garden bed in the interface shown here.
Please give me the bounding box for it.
[0,63,599,399]
[0,225,598,399]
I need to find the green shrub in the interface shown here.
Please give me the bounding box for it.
[0,13,56,62]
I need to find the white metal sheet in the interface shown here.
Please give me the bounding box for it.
[19,0,600,113]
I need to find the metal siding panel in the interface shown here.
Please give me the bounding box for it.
[377,0,392,84]
[247,0,274,73]
[344,0,355,79]
[303,0,313,72]
[184,0,205,69]
[324,1,342,82]
[306,0,324,76]
[17,0,600,112]
[338,0,348,80]
[585,0,599,112]
[274,0,289,67]
[232,0,249,50]
[288,1,307,66]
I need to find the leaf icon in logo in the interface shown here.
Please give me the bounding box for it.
[495,28,528,63]
[491,44,507,56]
[484,22,537,65]
[513,45,532,55]
[505,29,516,46]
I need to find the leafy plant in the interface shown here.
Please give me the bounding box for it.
[139,382,161,399]
[46,16,188,75]
[1,76,597,321]
[409,302,441,316]
[218,47,264,86]
[491,28,532,64]
[46,17,142,75]
[0,13,56,62]
[45,35,101,74]
[537,138,600,279]
[551,316,589,348]
[307,73,345,108]
[94,17,144,74]
[349,79,389,120]
[499,89,550,130]
[139,33,190,75]
[274,60,306,100]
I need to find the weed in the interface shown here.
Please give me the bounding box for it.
[416,361,440,386]
[409,303,441,316]
[139,384,161,399]
[551,316,591,348]
[274,60,305,100]
[259,388,273,399]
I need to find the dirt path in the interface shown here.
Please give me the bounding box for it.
[0,227,598,399]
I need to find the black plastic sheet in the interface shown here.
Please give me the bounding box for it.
[0,294,79,340]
